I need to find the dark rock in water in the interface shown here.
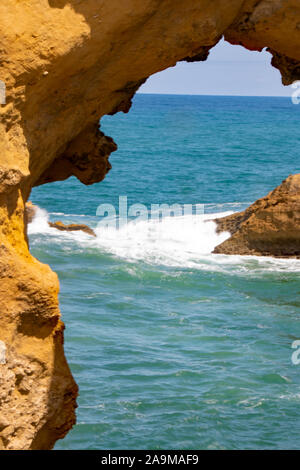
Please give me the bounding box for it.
[213,174,300,258]
[48,221,96,237]
[25,202,96,238]
[25,201,38,224]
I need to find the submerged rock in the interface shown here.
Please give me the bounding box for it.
[213,174,300,258]
[48,221,96,237]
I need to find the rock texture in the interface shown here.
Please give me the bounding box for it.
[0,0,299,450]
[213,174,300,257]
[25,201,96,237]
[24,201,37,224]
[49,221,96,237]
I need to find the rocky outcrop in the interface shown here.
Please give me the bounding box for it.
[49,221,96,237]
[36,124,117,186]
[25,201,96,237]
[213,174,300,257]
[0,0,299,450]
[25,201,37,224]
[25,202,96,237]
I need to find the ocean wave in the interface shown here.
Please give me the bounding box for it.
[28,205,300,274]
[205,202,252,207]
[27,206,52,235]
[93,211,232,266]
[50,212,90,218]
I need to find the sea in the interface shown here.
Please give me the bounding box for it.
[29,94,300,450]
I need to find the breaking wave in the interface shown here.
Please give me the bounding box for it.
[28,205,300,274]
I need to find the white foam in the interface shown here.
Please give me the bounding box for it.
[93,212,231,267]
[51,212,89,218]
[28,205,300,273]
[27,206,52,235]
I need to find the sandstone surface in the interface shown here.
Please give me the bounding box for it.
[0,1,299,449]
[213,174,300,257]
[48,220,96,237]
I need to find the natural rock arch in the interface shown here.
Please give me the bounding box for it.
[0,0,299,449]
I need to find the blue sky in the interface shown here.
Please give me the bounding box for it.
[139,39,291,97]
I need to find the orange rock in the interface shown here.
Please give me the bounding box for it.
[213,174,300,257]
[25,201,37,224]
[0,0,299,451]
[49,220,96,237]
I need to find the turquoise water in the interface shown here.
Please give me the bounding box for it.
[30,94,300,450]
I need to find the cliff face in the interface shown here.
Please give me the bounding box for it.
[0,1,299,449]
[213,174,300,257]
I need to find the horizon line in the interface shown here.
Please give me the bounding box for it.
[136,91,291,98]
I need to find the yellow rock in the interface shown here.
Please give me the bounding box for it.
[0,0,299,450]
